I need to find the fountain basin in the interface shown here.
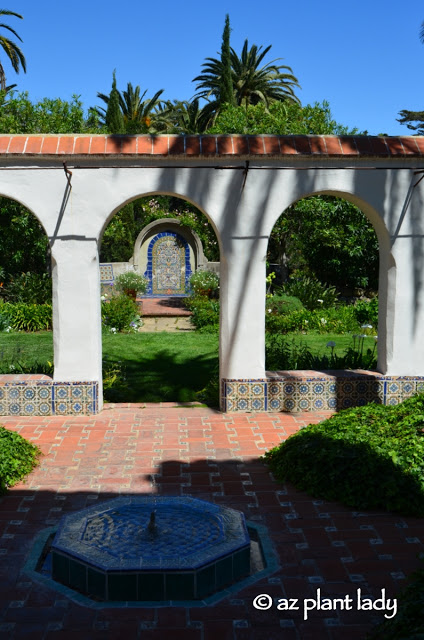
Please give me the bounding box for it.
[51,496,251,601]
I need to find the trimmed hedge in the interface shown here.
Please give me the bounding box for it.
[264,394,424,516]
[0,426,41,494]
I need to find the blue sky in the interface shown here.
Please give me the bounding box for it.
[7,0,424,135]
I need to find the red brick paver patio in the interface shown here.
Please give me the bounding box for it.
[1,404,423,639]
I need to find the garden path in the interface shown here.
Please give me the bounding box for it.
[138,296,193,332]
[1,404,423,639]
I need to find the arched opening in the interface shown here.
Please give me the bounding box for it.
[0,195,53,414]
[99,194,220,405]
[265,191,388,411]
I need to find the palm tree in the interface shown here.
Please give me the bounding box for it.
[94,79,164,133]
[0,9,26,91]
[159,99,211,134]
[193,39,300,121]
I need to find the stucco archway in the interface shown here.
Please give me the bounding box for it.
[0,134,422,415]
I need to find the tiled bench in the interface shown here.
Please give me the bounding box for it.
[0,375,98,416]
[221,370,424,412]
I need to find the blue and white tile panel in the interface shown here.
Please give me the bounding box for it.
[221,373,424,412]
[0,381,98,416]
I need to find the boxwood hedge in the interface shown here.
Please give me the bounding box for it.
[0,426,41,494]
[264,393,424,516]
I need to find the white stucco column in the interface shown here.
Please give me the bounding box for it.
[384,237,424,375]
[51,239,103,406]
[219,236,267,380]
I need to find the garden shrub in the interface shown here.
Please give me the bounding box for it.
[266,305,361,334]
[102,358,129,402]
[264,393,424,516]
[353,297,378,328]
[3,272,52,304]
[265,334,377,371]
[266,293,303,315]
[114,271,147,296]
[189,270,219,298]
[101,294,140,332]
[0,307,11,332]
[0,426,41,494]
[367,562,424,639]
[196,364,220,407]
[281,275,338,310]
[185,296,219,331]
[1,303,52,331]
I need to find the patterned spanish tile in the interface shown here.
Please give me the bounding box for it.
[0,380,98,416]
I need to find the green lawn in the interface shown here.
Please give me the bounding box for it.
[0,330,377,402]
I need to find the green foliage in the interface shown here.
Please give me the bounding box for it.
[368,562,424,639]
[269,196,379,294]
[266,293,303,315]
[185,296,220,331]
[0,9,26,91]
[0,425,41,494]
[397,109,424,135]
[196,364,220,407]
[0,307,11,331]
[353,297,379,328]
[105,71,125,134]
[102,357,129,402]
[265,333,377,370]
[114,271,147,295]
[0,355,53,375]
[266,304,361,334]
[3,272,52,304]
[100,203,137,262]
[210,100,360,136]
[0,197,50,279]
[101,294,140,332]
[1,303,52,331]
[220,15,234,107]
[281,275,339,310]
[95,78,164,134]
[0,92,101,133]
[193,37,300,124]
[264,393,424,516]
[189,270,220,298]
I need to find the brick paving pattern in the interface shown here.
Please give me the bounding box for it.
[1,405,423,639]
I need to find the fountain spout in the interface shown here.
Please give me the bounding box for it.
[147,510,157,536]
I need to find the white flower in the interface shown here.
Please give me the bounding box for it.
[304,320,308,324]
[9,364,15,371]
[326,341,336,348]
[111,327,117,334]
[317,299,323,304]
[100,295,106,301]
[268,308,272,313]
[373,336,378,341]
[359,334,367,339]
[361,324,372,329]
[320,318,327,324]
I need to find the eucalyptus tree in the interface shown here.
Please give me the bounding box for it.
[0,9,26,91]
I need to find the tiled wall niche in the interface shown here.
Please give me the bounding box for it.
[221,371,424,412]
[0,376,98,416]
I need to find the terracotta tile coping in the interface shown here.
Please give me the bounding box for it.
[0,134,423,157]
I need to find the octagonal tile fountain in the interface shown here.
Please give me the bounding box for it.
[51,496,251,601]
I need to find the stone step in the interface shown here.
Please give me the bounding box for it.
[138,316,194,332]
